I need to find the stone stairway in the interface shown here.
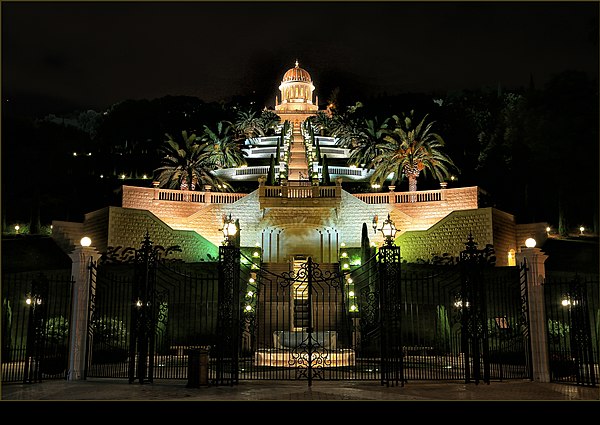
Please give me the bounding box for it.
[287,124,309,181]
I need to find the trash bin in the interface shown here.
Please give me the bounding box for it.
[186,347,210,388]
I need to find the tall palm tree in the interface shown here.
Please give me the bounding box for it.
[154,130,227,190]
[202,121,247,168]
[370,113,456,193]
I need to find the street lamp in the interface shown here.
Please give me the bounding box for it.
[379,213,397,246]
[220,214,238,246]
[525,238,536,248]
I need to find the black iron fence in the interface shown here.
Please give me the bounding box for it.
[544,273,598,386]
[0,226,554,393]
[2,271,73,383]
[85,239,219,382]
[3,235,535,388]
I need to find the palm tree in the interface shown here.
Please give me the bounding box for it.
[154,130,227,190]
[258,109,280,136]
[233,109,281,139]
[233,109,262,139]
[370,113,456,193]
[308,111,334,136]
[202,121,247,168]
[346,117,391,168]
[323,101,366,148]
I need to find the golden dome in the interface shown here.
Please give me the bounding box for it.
[282,60,312,83]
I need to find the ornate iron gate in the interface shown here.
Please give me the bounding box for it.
[83,234,532,386]
[236,245,403,385]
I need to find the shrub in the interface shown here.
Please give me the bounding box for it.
[45,316,69,345]
[92,316,128,347]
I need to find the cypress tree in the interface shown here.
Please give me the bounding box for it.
[322,154,331,185]
[266,154,276,186]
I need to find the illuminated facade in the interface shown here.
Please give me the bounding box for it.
[51,61,549,268]
[274,61,319,125]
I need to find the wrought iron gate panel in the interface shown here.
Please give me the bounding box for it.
[86,236,220,382]
[128,234,158,383]
[2,271,73,383]
[483,266,532,380]
[397,249,531,383]
[86,263,135,379]
[151,261,219,380]
[240,252,370,382]
[399,265,465,381]
[544,274,598,386]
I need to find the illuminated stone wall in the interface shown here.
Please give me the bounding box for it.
[82,206,218,262]
[395,207,538,267]
[69,184,525,266]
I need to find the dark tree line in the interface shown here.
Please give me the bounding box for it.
[3,71,597,235]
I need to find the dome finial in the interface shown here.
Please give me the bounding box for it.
[295,59,299,68]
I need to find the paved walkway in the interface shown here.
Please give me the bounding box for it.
[2,378,598,402]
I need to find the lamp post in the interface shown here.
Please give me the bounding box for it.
[379,214,398,246]
[375,213,402,386]
[216,214,241,385]
[220,214,238,246]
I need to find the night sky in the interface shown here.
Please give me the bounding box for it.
[3,1,598,112]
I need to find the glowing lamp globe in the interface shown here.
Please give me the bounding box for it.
[225,222,237,237]
[380,214,398,245]
[525,238,536,248]
[80,237,92,247]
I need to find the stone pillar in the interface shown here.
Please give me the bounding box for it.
[152,181,160,206]
[388,185,396,204]
[258,175,266,197]
[67,244,101,380]
[312,180,320,198]
[204,184,212,204]
[517,247,550,382]
[281,178,288,198]
[335,176,343,198]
